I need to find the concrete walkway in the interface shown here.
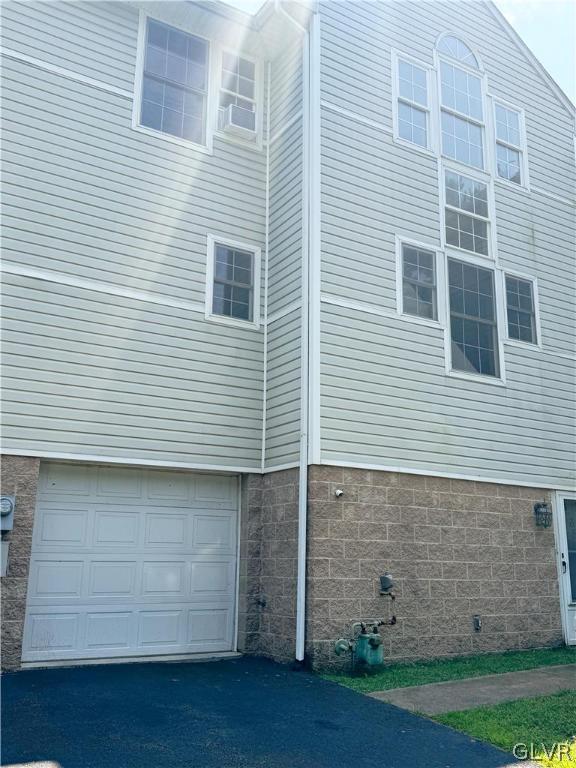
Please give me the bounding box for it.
[369,664,576,714]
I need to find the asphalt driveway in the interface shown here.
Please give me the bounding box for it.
[2,656,514,768]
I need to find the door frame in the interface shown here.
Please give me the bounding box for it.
[552,491,575,645]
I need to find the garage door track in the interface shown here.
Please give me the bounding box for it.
[2,656,514,768]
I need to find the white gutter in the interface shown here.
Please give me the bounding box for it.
[273,0,315,664]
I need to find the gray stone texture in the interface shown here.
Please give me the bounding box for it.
[1,455,40,671]
[305,466,563,670]
[237,468,299,664]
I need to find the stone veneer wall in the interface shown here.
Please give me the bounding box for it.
[237,468,299,664]
[1,455,40,671]
[305,465,562,670]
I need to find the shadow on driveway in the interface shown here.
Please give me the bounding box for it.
[2,656,515,768]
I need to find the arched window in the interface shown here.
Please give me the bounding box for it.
[437,35,480,70]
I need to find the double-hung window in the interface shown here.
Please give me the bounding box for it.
[395,55,430,149]
[505,275,537,343]
[207,238,259,324]
[448,258,499,377]
[444,170,489,256]
[401,244,437,320]
[494,103,525,185]
[139,18,209,145]
[437,37,484,170]
[219,52,257,132]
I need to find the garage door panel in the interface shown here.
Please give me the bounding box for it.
[25,613,80,652]
[89,562,136,597]
[145,514,187,547]
[23,464,239,662]
[142,562,187,597]
[85,612,132,650]
[94,511,140,546]
[37,508,90,547]
[40,463,91,495]
[96,466,143,498]
[187,609,230,646]
[148,471,190,500]
[138,610,182,648]
[30,561,84,598]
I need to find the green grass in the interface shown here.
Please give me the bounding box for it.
[434,691,576,766]
[321,646,576,693]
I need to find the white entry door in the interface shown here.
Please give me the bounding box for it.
[555,494,576,645]
[22,463,239,663]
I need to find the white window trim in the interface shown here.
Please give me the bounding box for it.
[132,10,216,155]
[443,250,507,385]
[435,33,484,73]
[501,269,542,350]
[391,49,436,157]
[216,48,263,150]
[440,159,498,262]
[394,235,446,328]
[491,96,530,191]
[435,48,489,174]
[205,233,262,329]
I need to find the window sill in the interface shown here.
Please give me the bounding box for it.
[398,312,443,330]
[494,177,531,195]
[445,369,506,386]
[504,338,542,351]
[393,135,437,159]
[132,123,213,155]
[205,312,261,331]
[214,130,263,152]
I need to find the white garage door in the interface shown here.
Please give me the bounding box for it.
[22,463,239,663]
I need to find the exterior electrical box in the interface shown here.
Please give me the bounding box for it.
[1,495,15,532]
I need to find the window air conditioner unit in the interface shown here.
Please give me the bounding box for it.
[219,104,257,138]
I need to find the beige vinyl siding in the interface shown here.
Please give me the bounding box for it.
[263,41,304,469]
[318,0,576,486]
[2,56,266,307]
[321,303,575,486]
[2,273,263,466]
[265,310,301,467]
[321,114,440,306]
[1,0,138,91]
[2,2,267,468]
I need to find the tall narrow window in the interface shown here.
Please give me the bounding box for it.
[448,259,499,377]
[211,243,255,322]
[219,52,257,132]
[494,103,524,184]
[444,170,489,256]
[401,244,437,320]
[395,56,429,149]
[140,18,209,145]
[505,275,537,343]
[437,37,484,169]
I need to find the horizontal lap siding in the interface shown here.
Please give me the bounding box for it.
[322,113,439,306]
[264,44,304,469]
[3,2,267,467]
[2,274,263,466]
[2,57,266,306]
[265,310,301,467]
[318,1,575,485]
[321,305,575,485]
[1,0,138,90]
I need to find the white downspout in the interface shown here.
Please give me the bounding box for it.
[274,0,315,664]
